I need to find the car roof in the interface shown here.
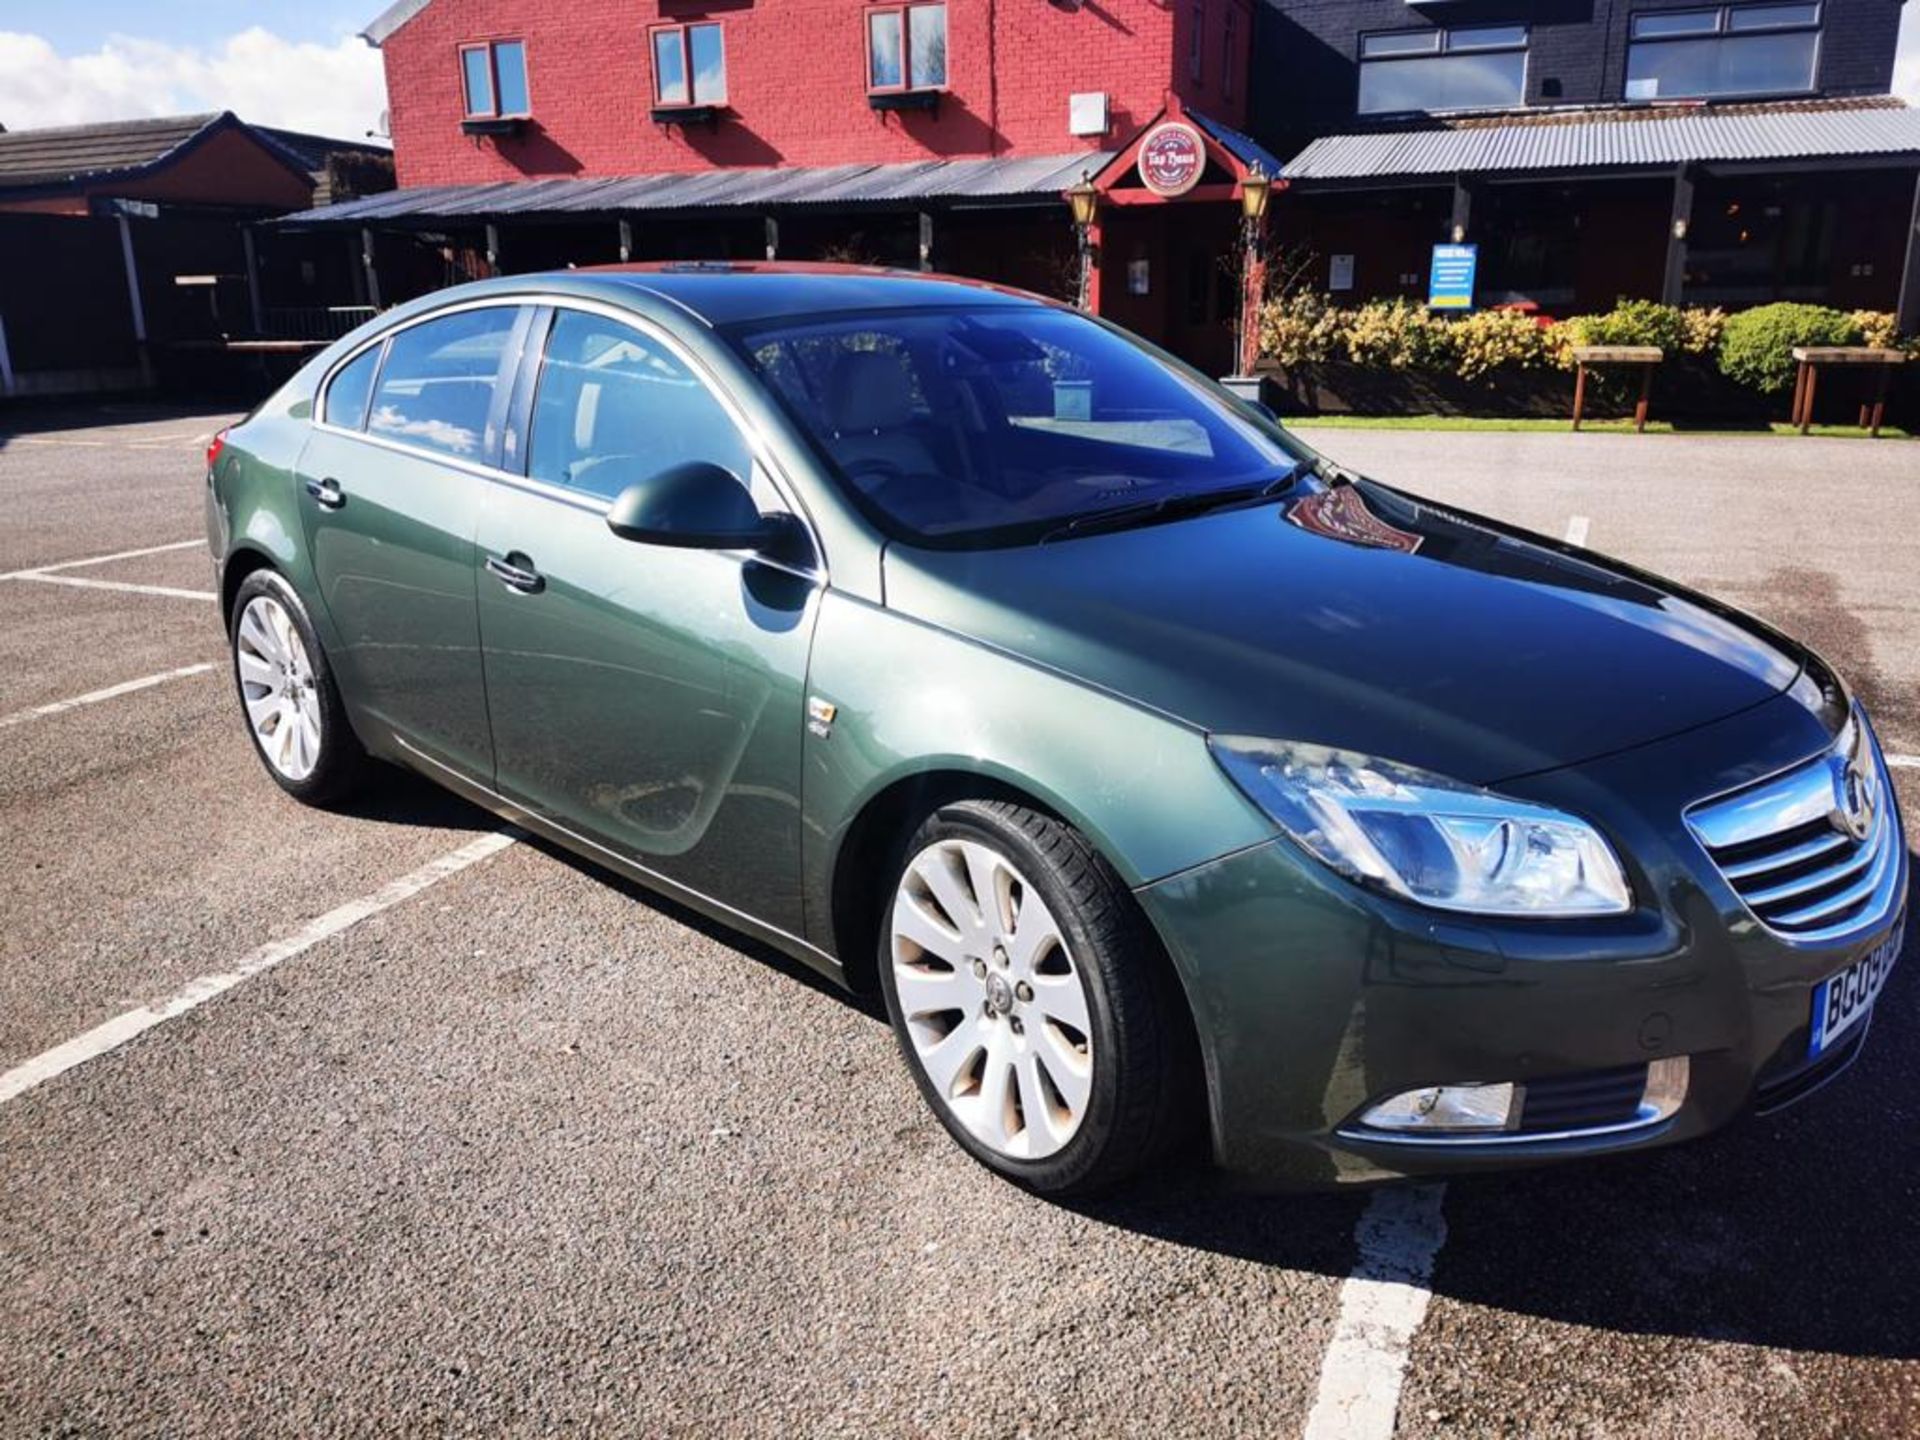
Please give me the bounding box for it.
[531,262,1047,329]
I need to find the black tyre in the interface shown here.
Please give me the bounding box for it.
[878,799,1196,1196]
[228,569,369,806]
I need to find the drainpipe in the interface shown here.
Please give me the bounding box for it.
[618,219,634,263]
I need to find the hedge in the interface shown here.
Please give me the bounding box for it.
[1257,295,1909,397]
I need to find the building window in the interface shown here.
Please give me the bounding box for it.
[868,4,947,92]
[1625,4,1820,101]
[652,22,726,107]
[1357,25,1528,115]
[1223,9,1238,100]
[460,39,529,119]
[1190,1,1206,83]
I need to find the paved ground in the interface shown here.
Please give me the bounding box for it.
[0,405,1913,1438]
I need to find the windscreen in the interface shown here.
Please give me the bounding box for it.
[732,306,1303,545]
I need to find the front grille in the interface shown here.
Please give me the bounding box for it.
[1686,715,1901,944]
[1517,1063,1649,1134]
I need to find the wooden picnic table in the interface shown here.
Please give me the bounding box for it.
[1790,346,1907,436]
[1571,345,1663,433]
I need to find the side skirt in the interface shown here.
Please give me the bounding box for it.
[389,734,848,987]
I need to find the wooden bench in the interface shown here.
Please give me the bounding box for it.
[1571,345,1663,433]
[1790,347,1906,437]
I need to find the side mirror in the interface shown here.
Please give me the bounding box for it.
[606,461,775,550]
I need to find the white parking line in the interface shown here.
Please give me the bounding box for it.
[0,830,520,1107]
[1887,754,1919,770]
[10,572,217,602]
[0,539,202,580]
[1564,515,1591,547]
[1304,1184,1449,1440]
[0,662,216,729]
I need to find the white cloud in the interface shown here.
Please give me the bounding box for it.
[1897,3,1920,106]
[0,27,387,140]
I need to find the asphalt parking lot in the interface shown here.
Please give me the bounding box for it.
[1,404,1915,1438]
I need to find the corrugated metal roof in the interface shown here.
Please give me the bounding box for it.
[278,150,1115,225]
[1285,101,1920,181]
[0,113,222,189]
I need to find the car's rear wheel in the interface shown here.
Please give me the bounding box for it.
[230,569,367,805]
[879,800,1193,1196]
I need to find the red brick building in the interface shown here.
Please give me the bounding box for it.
[291,0,1278,372]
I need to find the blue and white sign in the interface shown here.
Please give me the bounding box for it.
[1427,243,1478,311]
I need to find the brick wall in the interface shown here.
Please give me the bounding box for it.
[381,0,1254,188]
[1252,0,1906,151]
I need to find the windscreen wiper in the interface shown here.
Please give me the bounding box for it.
[1040,460,1310,543]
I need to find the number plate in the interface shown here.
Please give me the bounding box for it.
[1809,921,1904,1059]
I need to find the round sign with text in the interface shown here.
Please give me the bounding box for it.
[1136,121,1206,198]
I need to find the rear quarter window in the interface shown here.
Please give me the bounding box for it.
[322,344,382,432]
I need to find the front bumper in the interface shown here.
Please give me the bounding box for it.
[1137,697,1909,1189]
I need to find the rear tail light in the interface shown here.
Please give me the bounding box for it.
[206,428,229,473]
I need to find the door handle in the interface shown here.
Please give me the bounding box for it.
[485,552,545,594]
[304,477,346,510]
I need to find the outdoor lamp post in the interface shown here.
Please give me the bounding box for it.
[1234,162,1273,380]
[1065,171,1099,311]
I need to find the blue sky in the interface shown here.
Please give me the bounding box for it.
[16,2,379,52]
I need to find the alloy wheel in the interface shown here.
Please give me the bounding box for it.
[890,837,1095,1160]
[235,594,323,782]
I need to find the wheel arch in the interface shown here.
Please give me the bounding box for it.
[829,764,1212,1155]
[219,545,278,630]
[828,767,1200,1058]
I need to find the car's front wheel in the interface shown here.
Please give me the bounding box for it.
[879,800,1194,1196]
[229,569,368,805]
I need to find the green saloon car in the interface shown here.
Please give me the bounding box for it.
[205,264,1906,1195]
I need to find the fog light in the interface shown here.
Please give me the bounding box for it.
[1642,1055,1689,1120]
[1360,1081,1517,1133]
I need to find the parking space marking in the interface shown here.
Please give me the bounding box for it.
[1304,1184,1449,1440]
[0,538,203,582]
[1564,515,1591,547]
[0,662,216,729]
[0,830,520,1108]
[10,572,217,602]
[1887,754,1919,769]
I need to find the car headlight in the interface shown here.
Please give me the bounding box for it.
[1209,737,1632,918]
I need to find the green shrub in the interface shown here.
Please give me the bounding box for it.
[1344,299,1455,370]
[1257,288,1345,368]
[1717,302,1862,393]
[1451,309,1555,381]
[1555,300,1727,364]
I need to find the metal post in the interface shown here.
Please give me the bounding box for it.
[918,211,934,272]
[618,219,634,263]
[360,227,383,309]
[1083,219,1102,314]
[1661,166,1694,306]
[485,223,502,275]
[0,312,14,398]
[241,226,265,336]
[1896,168,1920,337]
[764,216,779,262]
[116,212,153,387]
[1449,179,1473,243]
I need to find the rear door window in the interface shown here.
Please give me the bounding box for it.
[367,307,521,463]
